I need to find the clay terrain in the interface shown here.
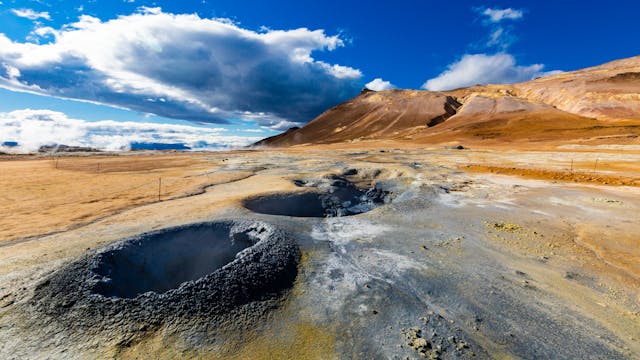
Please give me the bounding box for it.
[1,57,640,359]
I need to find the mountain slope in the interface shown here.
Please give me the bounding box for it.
[257,56,640,147]
[258,89,461,146]
[514,56,640,121]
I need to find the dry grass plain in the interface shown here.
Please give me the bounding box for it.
[0,153,254,244]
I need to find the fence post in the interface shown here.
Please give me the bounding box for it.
[158,177,162,202]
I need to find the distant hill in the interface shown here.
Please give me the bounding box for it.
[129,142,191,151]
[38,144,101,153]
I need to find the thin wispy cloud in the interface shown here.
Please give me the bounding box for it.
[481,8,523,23]
[11,8,51,21]
[476,7,524,50]
[0,7,363,130]
[423,7,560,91]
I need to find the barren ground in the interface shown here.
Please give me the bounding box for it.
[0,144,639,359]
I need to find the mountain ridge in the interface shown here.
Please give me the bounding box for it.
[256,55,640,147]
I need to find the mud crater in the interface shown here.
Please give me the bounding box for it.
[91,224,257,298]
[30,220,300,339]
[244,175,391,218]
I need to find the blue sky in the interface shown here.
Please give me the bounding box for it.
[0,0,638,152]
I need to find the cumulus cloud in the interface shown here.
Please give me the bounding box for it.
[481,8,523,23]
[0,109,260,153]
[0,8,363,129]
[422,53,552,91]
[365,78,395,91]
[11,8,51,21]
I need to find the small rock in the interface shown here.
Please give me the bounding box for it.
[564,271,579,280]
[447,336,456,343]
[414,338,429,349]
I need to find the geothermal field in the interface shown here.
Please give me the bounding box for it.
[0,21,639,356]
[0,143,639,359]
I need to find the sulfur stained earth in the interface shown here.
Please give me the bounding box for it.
[0,145,639,359]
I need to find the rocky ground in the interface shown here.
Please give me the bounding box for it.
[0,145,639,359]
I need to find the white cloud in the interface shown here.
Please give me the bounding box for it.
[422,7,560,91]
[487,28,503,46]
[257,119,300,131]
[0,109,260,153]
[482,8,523,23]
[474,7,524,49]
[0,8,363,128]
[484,26,518,50]
[11,8,51,21]
[422,53,552,91]
[365,78,395,91]
[137,6,161,15]
[321,63,362,79]
[3,64,21,79]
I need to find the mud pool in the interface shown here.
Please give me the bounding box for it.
[243,176,389,217]
[91,223,256,298]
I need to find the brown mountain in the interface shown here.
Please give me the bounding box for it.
[256,56,640,147]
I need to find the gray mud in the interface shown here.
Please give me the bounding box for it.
[243,175,391,217]
[91,223,255,298]
[23,220,299,353]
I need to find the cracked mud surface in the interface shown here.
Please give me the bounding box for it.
[1,145,639,359]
